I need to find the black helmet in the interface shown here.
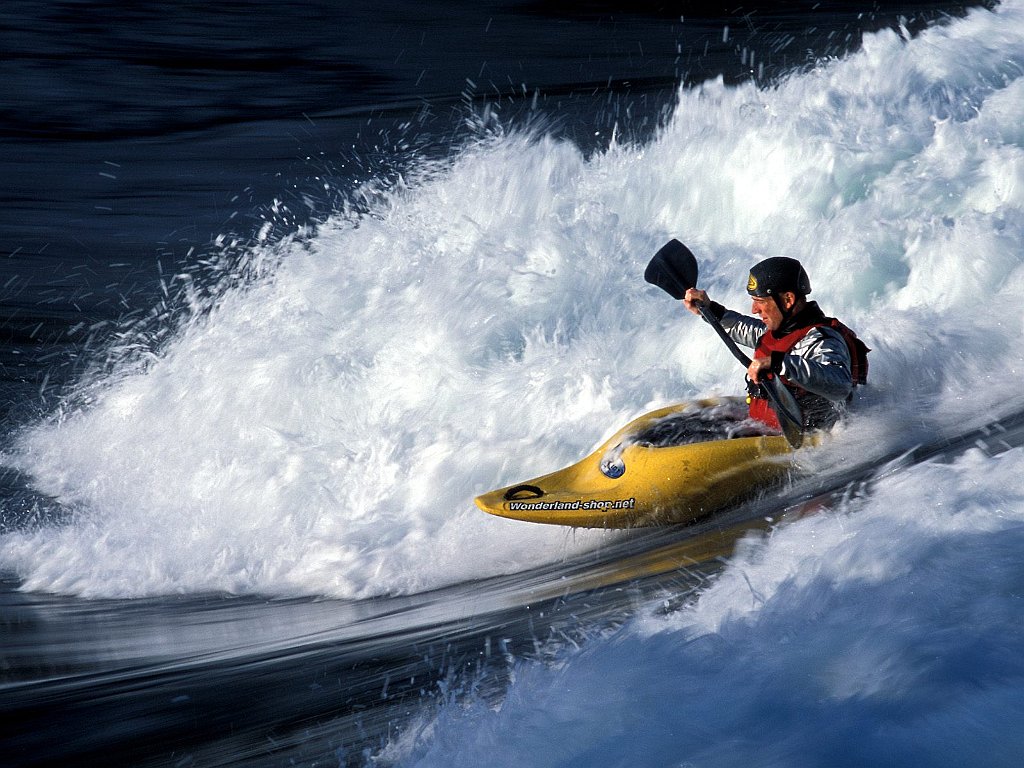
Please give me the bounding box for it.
[746,256,811,298]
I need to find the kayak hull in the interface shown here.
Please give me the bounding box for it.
[475,398,798,528]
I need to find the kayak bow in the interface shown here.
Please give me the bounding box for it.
[475,398,803,528]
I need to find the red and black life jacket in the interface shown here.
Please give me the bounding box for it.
[748,316,869,431]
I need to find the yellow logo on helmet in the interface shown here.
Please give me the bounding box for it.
[747,273,758,292]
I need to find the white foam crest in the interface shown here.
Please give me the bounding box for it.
[5,1,1024,598]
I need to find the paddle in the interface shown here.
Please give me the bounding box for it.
[644,239,804,448]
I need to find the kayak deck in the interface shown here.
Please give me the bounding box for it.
[475,398,798,528]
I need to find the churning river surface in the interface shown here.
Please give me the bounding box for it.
[4,2,1024,766]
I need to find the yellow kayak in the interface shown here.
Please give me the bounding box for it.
[475,397,802,528]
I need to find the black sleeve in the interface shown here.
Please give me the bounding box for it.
[706,301,727,321]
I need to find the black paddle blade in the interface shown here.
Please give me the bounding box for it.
[644,239,699,300]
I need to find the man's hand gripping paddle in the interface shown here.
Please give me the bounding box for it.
[644,239,804,448]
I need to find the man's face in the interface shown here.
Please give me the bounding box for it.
[750,292,795,331]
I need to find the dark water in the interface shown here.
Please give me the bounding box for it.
[0,2,1000,765]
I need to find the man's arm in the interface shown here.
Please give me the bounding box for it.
[778,328,853,401]
[681,289,765,350]
[717,308,765,350]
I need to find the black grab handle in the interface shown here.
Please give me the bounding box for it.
[503,484,544,501]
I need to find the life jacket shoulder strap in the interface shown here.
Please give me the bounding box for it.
[822,317,870,386]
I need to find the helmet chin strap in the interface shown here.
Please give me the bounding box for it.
[771,292,805,328]
[771,292,791,323]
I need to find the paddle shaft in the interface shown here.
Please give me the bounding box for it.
[693,301,751,367]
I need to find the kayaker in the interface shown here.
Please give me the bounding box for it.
[682,257,868,431]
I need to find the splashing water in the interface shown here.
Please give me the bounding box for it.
[3,2,1024,602]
